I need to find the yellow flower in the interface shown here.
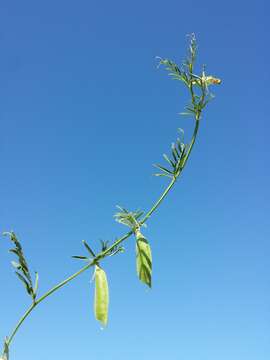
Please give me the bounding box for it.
[205,76,222,85]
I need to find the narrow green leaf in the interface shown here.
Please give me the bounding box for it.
[163,153,175,168]
[171,146,178,162]
[72,255,89,260]
[15,272,32,295]
[134,210,144,220]
[179,146,188,168]
[9,248,20,256]
[153,164,173,175]
[154,173,173,178]
[34,272,39,296]
[172,143,181,158]
[177,138,184,154]
[94,265,109,327]
[109,247,125,257]
[82,240,96,258]
[116,205,129,214]
[99,239,109,252]
[11,261,21,270]
[20,266,32,285]
[135,231,152,288]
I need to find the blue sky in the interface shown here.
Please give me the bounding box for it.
[0,0,269,359]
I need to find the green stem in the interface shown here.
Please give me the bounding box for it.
[181,117,200,168]
[140,178,176,225]
[5,304,35,349]
[6,261,92,348]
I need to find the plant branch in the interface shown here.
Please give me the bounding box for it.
[2,34,220,358]
[5,111,200,355]
[5,231,132,349]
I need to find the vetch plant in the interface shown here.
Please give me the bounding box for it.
[1,34,221,360]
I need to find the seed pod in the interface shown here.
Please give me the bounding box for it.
[94,265,109,327]
[135,230,152,288]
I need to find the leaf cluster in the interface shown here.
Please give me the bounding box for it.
[114,206,144,230]
[157,34,221,119]
[4,232,38,303]
[100,240,125,257]
[154,130,187,179]
[72,239,124,262]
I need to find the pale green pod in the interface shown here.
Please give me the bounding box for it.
[94,265,109,327]
[135,231,152,288]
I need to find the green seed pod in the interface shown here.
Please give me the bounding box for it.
[135,230,152,288]
[94,265,109,327]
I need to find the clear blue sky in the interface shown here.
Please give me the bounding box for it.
[0,0,269,359]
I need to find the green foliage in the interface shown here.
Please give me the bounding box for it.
[154,129,187,178]
[72,239,124,262]
[114,206,144,229]
[1,34,221,359]
[98,239,125,257]
[3,232,38,304]
[158,33,221,119]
